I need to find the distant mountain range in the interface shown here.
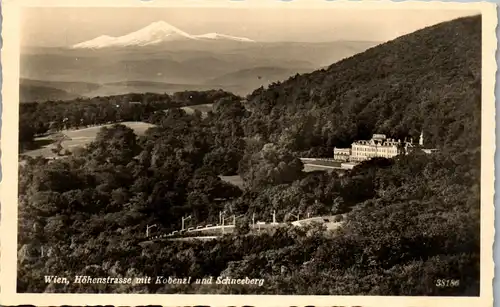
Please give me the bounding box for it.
[19,66,315,102]
[72,21,255,49]
[20,21,380,102]
[20,79,101,102]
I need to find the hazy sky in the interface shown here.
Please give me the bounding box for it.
[21,7,479,47]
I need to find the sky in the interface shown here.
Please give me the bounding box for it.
[21,7,479,47]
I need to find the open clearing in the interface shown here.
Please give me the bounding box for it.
[219,175,245,189]
[22,121,155,159]
[303,164,337,172]
[180,104,213,115]
[300,158,343,172]
[300,159,342,167]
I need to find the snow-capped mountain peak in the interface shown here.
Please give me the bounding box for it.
[130,21,193,39]
[145,20,180,31]
[71,21,255,49]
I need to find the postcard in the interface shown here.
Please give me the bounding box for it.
[0,0,496,306]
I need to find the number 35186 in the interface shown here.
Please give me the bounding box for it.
[436,279,460,287]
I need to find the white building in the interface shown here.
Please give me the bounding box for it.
[334,132,434,162]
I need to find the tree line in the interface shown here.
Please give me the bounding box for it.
[19,90,239,151]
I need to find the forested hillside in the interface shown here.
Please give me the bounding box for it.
[18,16,482,295]
[20,84,77,102]
[245,15,481,156]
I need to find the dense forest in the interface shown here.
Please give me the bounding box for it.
[17,15,481,295]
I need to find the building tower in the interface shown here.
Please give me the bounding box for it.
[419,131,424,147]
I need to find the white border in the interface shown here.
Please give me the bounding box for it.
[1,1,496,306]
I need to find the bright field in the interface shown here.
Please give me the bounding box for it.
[180,104,214,115]
[22,121,156,158]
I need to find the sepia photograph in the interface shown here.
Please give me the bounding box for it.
[0,0,496,306]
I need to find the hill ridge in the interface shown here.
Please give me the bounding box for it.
[246,15,481,155]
